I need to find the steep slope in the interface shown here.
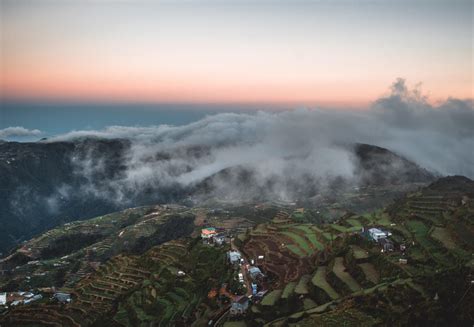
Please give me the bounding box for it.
[0,139,435,254]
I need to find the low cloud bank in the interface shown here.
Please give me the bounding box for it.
[47,79,473,204]
[0,126,42,139]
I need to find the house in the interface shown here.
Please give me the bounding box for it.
[248,266,263,280]
[0,293,6,306]
[213,234,225,246]
[238,273,244,283]
[177,270,186,277]
[379,238,395,252]
[399,258,408,264]
[53,292,71,304]
[24,294,42,304]
[228,251,242,265]
[251,283,258,295]
[230,295,249,316]
[368,228,391,241]
[201,227,217,239]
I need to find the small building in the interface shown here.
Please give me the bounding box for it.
[248,266,263,280]
[368,228,391,241]
[177,270,186,277]
[53,292,71,304]
[0,293,6,306]
[399,258,408,264]
[228,251,242,265]
[24,294,42,304]
[238,273,244,283]
[251,283,258,296]
[201,228,217,239]
[230,295,249,316]
[214,234,225,246]
[378,238,394,252]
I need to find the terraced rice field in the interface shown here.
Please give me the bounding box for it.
[347,218,363,228]
[332,257,362,292]
[1,254,151,326]
[243,215,330,287]
[281,281,297,299]
[261,289,283,306]
[350,245,369,261]
[294,275,311,295]
[311,266,339,300]
[358,263,380,284]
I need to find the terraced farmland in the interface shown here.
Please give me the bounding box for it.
[311,266,339,300]
[1,238,230,326]
[1,254,150,326]
[242,212,330,287]
[331,257,362,293]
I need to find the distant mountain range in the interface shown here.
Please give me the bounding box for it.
[0,139,435,254]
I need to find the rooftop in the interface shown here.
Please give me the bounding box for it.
[201,228,217,235]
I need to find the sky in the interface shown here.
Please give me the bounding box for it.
[1,0,472,108]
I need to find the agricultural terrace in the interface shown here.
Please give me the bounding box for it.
[241,212,334,287]
[1,239,232,327]
[251,194,474,325]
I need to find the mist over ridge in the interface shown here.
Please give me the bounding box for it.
[43,78,473,204]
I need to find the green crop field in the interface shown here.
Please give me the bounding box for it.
[358,263,380,284]
[280,231,312,253]
[406,220,430,235]
[289,226,325,250]
[322,232,334,241]
[261,289,283,306]
[281,281,297,299]
[330,225,348,233]
[332,257,362,292]
[347,218,363,228]
[305,233,324,250]
[286,244,306,258]
[311,266,339,300]
[294,275,311,295]
[351,245,369,260]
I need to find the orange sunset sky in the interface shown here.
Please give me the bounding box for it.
[1,0,472,107]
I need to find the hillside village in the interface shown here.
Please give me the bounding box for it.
[0,176,472,326]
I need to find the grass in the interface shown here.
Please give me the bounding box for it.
[332,257,362,293]
[261,289,283,306]
[311,266,339,300]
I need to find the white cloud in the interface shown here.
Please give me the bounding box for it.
[0,126,42,139]
[45,79,473,203]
